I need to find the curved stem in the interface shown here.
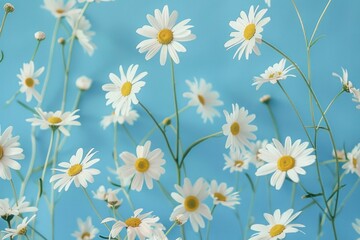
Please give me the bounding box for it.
[337,177,360,214]
[121,188,135,212]
[31,41,41,61]
[9,179,18,206]
[20,126,36,197]
[121,125,137,147]
[309,0,333,45]
[41,130,55,183]
[113,123,119,169]
[0,12,9,37]
[170,60,180,162]
[157,181,174,205]
[165,222,177,236]
[265,103,280,140]
[316,90,344,128]
[206,205,216,240]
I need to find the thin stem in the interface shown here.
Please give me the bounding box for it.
[176,164,181,185]
[316,90,344,129]
[265,103,280,140]
[337,177,360,214]
[9,179,18,206]
[290,182,296,208]
[170,60,180,161]
[121,125,137,147]
[40,129,55,183]
[291,0,308,45]
[50,132,60,240]
[5,90,20,106]
[206,205,216,240]
[165,222,177,236]
[20,126,36,197]
[31,41,41,61]
[0,12,9,37]
[309,0,333,45]
[181,225,186,240]
[243,177,259,240]
[113,123,119,169]
[121,188,135,212]
[156,181,174,205]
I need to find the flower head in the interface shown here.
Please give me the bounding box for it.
[101,109,139,129]
[72,217,99,240]
[43,0,78,18]
[3,3,14,13]
[0,199,18,220]
[223,149,250,173]
[247,139,269,168]
[209,180,240,209]
[17,61,44,103]
[2,215,36,239]
[15,197,38,215]
[34,31,46,41]
[76,75,92,91]
[333,67,356,93]
[343,143,360,176]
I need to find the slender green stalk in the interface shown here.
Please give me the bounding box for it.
[157,181,174,205]
[316,90,344,129]
[309,0,333,45]
[243,177,259,240]
[121,188,135,211]
[4,90,20,106]
[206,205,216,240]
[291,0,308,45]
[181,225,186,240]
[235,172,240,191]
[140,126,157,145]
[9,179,18,205]
[338,177,360,214]
[165,222,177,236]
[121,125,137,147]
[170,60,180,161]
[40,130,55,183]
[264,103,280,140]
[31,41,41,61]
[113,123,119,169]
[20,127,36,198]
[0,12,9,37]
[291,182,296,208]
[176,164,181,185]
[266,175,272,212]
[50,132,60,240]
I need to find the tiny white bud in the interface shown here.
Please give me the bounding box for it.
[3,3,14,13]
[259,94,271,104]
[34,31,46,41]
[76,76,92,91]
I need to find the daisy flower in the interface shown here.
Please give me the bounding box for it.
[72,217,99,240]
[26,108,81,136]
[209,180,240,209]
[2,215,36,239]
[353,218,360,239]
[50,148,100,192]
[106,190,123,209]
[101,109,139,129]
[14,197,38,215]
[0,198,18,219]
[222,103,257,152]
[256,137,316,190]
[332,67,356,93]
[253,59,295,90]
[43,0,78,18]
[223,148,250,173]
[343,143,360,176]
[170,178,212,232]
[92,185,120,201]
[352,88,360,109]
[16,61,44,103]
[249,209,304,240]
[102,208,160,240]
[224,5,270,60]
[136,5,196,65]
[118,141,165,191]
[0,126,24,180]
[102,64,147,115]
[183,78,223,123]
[247,139,269,168]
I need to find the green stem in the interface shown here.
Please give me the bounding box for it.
[157,181,174,205]
[316,90,344,129]
[337,177,360,214]
[266,175,272,212]
[291,182,296,208]
[20,126,36,197]
[121,187,135,212]
[40,129,55,183]
[243,177,259,240]
[113,123,119,169]
[0,12,9,37]
[121,125,137,147]
[265,103,280,140]
[206,205,216,240]
[170,60,180,162]
[31,41,41,61]
[50,132,60,240]
[9,179,18,206]
[309,0,333,45]
[5,90,20,106]
[165,222,177,236]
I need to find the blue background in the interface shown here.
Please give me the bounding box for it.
[0,0,359,239]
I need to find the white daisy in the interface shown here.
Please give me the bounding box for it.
[253,59,295,90]
[76,75,92,91]
[106,190,122,209]
[256,137,316,190]
[332,67,356,93]
[352,88,360,109]
[224,5,270,60]
[332,149,346,160]
[50,148,100,192]
[222,103,257,152]
[249,209,304,240]
[247,139,269,168]
[2,215,36,239]
[0,126,24,180]
[353,218,360,239]
[0,198,18,219]
[14,197,38,215]
[136,5,196,65]
[92,185,120,201]
[43,0,78,18]
[72,217,99,240]
[118,141,165,192]
[209,180,240,209]
[147,223,167,240]
[101,109,139,129]
[170,214,187,226]
[343,143,360,176]
[16,61,44,103]
[102,208,160,240]
[170,178,212,232]
[26,108,81,136]
[223,149,250,173]
[183,78,223,123]
[102,64,147,115]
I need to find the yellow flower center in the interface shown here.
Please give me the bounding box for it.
[56,9,65,14]
[353,157,358,168]
[121,82,132,96]
[18,227,27,235]
[277,155,295,171]
[81,232,91,239]
[234,160,244,167]
[47,116,62,124]
[269,224,285,237]
[184,195,200,212]
[214,192,227,202]
[0,146,3,160]
[269,73,275,79]
[198,95,205,105]
[67,164,83,177]
[125,217,141,228]
[135,157,150,173]
[243,23,256,40]
[25,77,35,87]
[157,29,174,44]
[230,122,240,135]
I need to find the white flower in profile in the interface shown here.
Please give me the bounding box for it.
[253,59,295,90]
[222,103,257,152]
[224,5,270,60]
[102,208,160,240]
[102,64,147,115]
[118,141,165,191]
[209,180,240,209]
[0,126,24,180]
[343,143,360,177]
[353,218,360,239]
[0,199,18,219]
[72,217,99,240]
[249,209,304,240]
[136,5,196,65]
[332,149,346,160]
[170,178,212,232]
[50,148,100,192]
[16,61,44,103]
[256,137,316,190]
[183,78,223,123]
[352,88,360,109]
[333,67,356,93]
[76,75,92,91]
[2,215,36,239]
[27,108,81,136]
[92,185,120,201]
[101,109,139,129]
[223,149,250,173]
[43,0,78,18]
[106,190,123,209]
[247,139,269,168]
[170,214,187,226]
[14,197,38,215]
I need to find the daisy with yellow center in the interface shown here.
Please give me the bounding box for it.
[16,61,44,103]
[118,141,165,192]
[50,148,100,192]
[43,0,78,18]
[2,215,36,239]
[170,178,212,232]
[136,5,196,65]
[183,77,223,123]
[102,64,147,116]
[222,103,257,152]
[209,180,240,209]
[72,217,99,240]
[224,5,270,60]
[342,143,360,177]
[255,137,316,190]
[333,67,356,94]
[223,148,250,173]
[249,209,304,240]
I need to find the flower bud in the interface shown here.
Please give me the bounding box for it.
[57,37,65,45]
[3,3,14,13]
[162,117,171,126]
[34,31,46,41]
[76,76,92,91]
[259,94,271,104]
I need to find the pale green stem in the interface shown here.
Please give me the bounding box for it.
[338,177,360,214]
[113,122,119,169]
[165,222,177,236]
[121,187,135,211]
[235,172,240,191]
[140,126,156,145]
[10,179,18,206]
[170,59,180,162]
[265,103,280,140]
[309,0,333,45]
[50,132,60,240]
[206,205,216,240]
[0,12,9,37]
[40,129,55,183]
[266,175,272,212]
[291,182,296,208]
[316,90,344,129]
[31,41,41,61]
[243,177,259,240]
[156,181,174,205]
[20,126,36,198]
[121,125,137,147]
[4,90,20,106]
[181,225,186,240]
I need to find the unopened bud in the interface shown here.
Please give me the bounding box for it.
[34,31,46,41]
[3,3,14,13]
[162,117,171,126]
[259,94,271,104]
[57,37,65,45]
[76,76,92,91]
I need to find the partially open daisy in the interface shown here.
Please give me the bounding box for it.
[50,148,100,192]
[16,61,44,103]
[253,59,295,90]
[118,141,165,192]
[2,215,36,239]
[249,209,304,240]
[72,217,99,240]
[224,5,270,60]
[247,139,269,168]
[43,0,78,18]
[170,178,212,232]
[183,78,223,123]
[26,108,81,136]
[343,143,360,176]
[102,64,147,115]
[15,197,38,215]
[0,126,24,180]
[136,5,196,65]
[209,180,240,209]
[256,137,316,190]
[222,103,257,152]
[223,148,250,173]
[0,198,18,220]
[353,218,360,238]
[333,67,357,93]
[101,109,139,129]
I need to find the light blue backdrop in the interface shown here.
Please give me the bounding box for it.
[0,0,359,239]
